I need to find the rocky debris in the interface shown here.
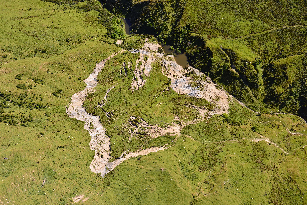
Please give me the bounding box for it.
[72,195,89,203]
[162,58,229,116]
[67,42,231,178]
[67,50,169,177]
[128,116,181,139]
[131,42,229,116]
[67,41,300,178]
[116,40,123,45]
[98,85,115,107]
[67,52,120,176]
[92,146,167,177]
[130,43,159,91]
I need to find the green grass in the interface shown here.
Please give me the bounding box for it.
[83,51,211,159]
[1,0,307,204]
[0,0,120,203]
[181,102,307,204]
[108,0,307,119]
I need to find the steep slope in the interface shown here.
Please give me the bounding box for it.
[1,0,307,204]
[83,40,307,203]
[70,41,229,177]
[0,0,122,203]
[100,0,307,119]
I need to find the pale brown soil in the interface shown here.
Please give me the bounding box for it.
[130,43,160,90]
[67,41,303,177]
[67,41,301,177]
[72,195,89,203]
[66,41,232,177]
[128,116,181,139]
[251,134,289,155]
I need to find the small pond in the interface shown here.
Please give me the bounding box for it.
[123,19,189,68]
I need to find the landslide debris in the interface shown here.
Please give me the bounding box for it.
[67,41,230,177]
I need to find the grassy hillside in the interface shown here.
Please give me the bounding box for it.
[100,0,307,119]
[0,0,121,203]
[1,0,307,204]
[82,43,307,204]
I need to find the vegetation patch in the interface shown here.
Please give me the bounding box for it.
[1,0,307,204]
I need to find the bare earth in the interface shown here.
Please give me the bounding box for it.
[66,42,231,177]
[67,41,288,178]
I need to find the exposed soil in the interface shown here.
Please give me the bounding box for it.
[67,41,295,177]
[251,135,289,155]
[67,52,121,177]
[72,195,89,203]
[66,42,232,177]
[128,116,181,139]
[131,42,229,117]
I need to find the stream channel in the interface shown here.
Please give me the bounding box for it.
[123,18,189,68]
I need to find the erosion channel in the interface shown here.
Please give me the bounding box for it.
[66,41,229,177]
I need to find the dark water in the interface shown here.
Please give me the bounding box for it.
[124,19,188,68]
[162,45,173,54]
[123,18,131,35]
[162,45,188,68]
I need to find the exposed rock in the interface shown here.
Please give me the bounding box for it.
[131,42,229,116]
[72,195,89,203]
[67,42,230,177]
[128,116,181,139]
[130,43,159,90]
[116,40,123,45]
